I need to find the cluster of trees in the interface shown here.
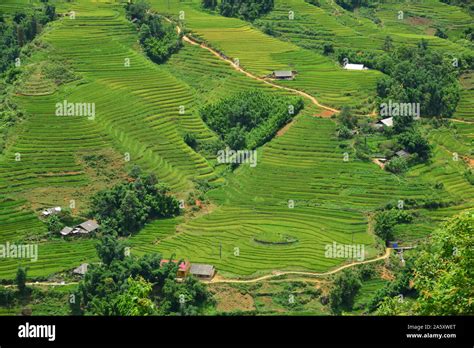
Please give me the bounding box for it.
[440,0,474,11]
[200,89,303,150]
[328,265,375,314]
[203,0,274,21]
[376,42,461,119]
[75,235,214,315]
[0,4,55,74]
[335,0,371,11]
[0,5,55,153]
[125,0,182,64]
[89,168,180,236]
[372,212,473,315]
[336,107,358,139]
[374,208,413,242]
[0,267,29,307]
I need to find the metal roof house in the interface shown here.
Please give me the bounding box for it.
[189,264,216,280]
[60,220,99,236]
[60,226,73,236]
[77,220,99,234]
[270,70,297,80]
[344,63,368,70]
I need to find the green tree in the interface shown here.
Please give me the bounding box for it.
[382,35,393,52]
[202,0,218,10]
[15,266,27,295]
[114,277,156,316]
[385,156,408,174]
[96,233,126,265]
[328,269,362,314]
[323,42,334,55]
[412,213,473,315]
[398,129,431,161]
[337,106,357,129]
[47,214,64,234]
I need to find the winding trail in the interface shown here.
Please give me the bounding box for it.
[209,248,391,284]
[165,17,339,115]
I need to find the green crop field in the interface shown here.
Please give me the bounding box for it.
[0,0,472,290]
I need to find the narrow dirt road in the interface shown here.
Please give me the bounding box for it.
[166,18,339,115]
[210,248,391,284]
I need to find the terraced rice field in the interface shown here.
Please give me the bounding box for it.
[150,0,382,111]
[0,0,472,280]
[257,0,471,55]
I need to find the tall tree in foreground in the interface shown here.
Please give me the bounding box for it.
[376,212,473,315]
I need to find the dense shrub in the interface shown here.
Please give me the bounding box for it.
[397,129,431,161]
[126,1,182,64]
[385,156,408,174]
[200,90,303,150]
[219,0,274,21]
[374,209,413,242]
[89,172,180,236]
[0,5,56,74]
[328,269,362,314]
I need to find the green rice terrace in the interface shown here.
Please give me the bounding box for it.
[0,0,472,317]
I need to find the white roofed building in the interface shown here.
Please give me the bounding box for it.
[344,63,368,70]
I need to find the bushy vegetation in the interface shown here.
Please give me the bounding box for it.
[200,90,303,150]
[78,236,214,315]
[217,0,274,21]
[0,5,56,153]
[335,0,371,11]
[126,0,182,64]
[0,4,55,74]
[374,209,413,242]
[89,170,180,236]
[372,212,473,315]
[375,43,460,118]
[328,269,362,314]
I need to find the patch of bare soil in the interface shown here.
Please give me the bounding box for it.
[379,265,395,281]
[315,109,336,118]
[408,16,433,26]
[210,284,255,312]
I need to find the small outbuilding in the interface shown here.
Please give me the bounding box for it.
[60,220,99,237]
[60,226,73,236]
[344,63,368,71]
[160,260,190,278]
[269,70,297,80]
[76,220,100,234]
[189,264,216,280]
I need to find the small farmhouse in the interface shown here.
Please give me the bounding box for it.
[60,226,73,236]
[60,220,100,236]
[344,63,368,71]
[269,70,296,80]
[189,264,216,280]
